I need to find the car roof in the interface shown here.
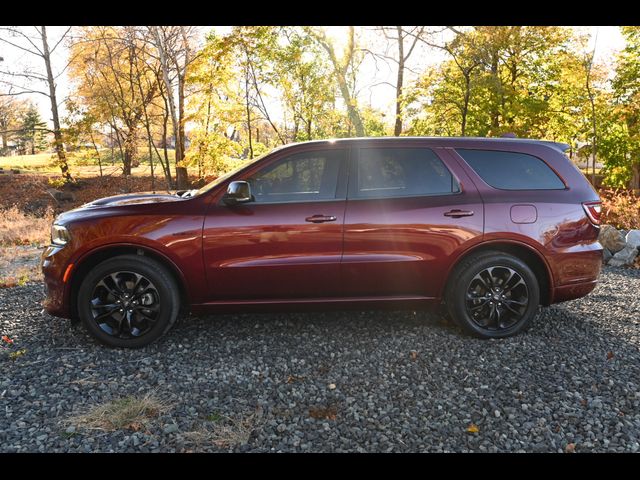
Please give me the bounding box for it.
[284,137,570,153]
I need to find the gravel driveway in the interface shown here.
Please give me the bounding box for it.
[1,266,639,453]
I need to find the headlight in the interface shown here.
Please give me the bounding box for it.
[51,224,70,246]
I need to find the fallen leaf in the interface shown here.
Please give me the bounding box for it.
[309,406,338,420]
[607,351,614,360]
[126,421,145,432]
[565,443,576,453]
[466,423,479,434]
[409,351,418,361]
[8,348,26,360]
[1,335,13,344]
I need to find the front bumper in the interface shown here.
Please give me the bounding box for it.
[41,245,73,318]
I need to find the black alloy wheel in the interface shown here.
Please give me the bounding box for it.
[445,251,540,338]
[77,255,180,348]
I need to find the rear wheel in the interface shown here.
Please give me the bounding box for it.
[77,255,180,348]
[445,251,540,338]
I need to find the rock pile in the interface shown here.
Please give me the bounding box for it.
[599,225,640,267]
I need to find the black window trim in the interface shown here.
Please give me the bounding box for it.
[217,146,350,206]
[347,146,463,201]
[454,148,568,191]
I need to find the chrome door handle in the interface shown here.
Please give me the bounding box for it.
[444,209,474,218]
[305,215,337,223]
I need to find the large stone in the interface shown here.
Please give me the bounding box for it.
[626,230,640,250]
[602,248,613,264]
[608,245,638,267]
[598,225,626,254]
[46,188,76,203]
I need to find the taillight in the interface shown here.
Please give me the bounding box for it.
[582,201,602,225]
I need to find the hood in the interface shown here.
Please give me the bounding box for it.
[84,191,183,207]
[55,191,190,225]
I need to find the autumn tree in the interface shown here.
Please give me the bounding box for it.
[184,31,246,178]
[407,26,577,139]
[0,92,27,155]
[69,26,159,176]
[0,26,72,180]
[148,26,200,187]
[610,26,640,189]
[304,26,365,136]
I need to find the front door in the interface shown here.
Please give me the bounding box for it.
[202,147,348,300]
[342,145,484,298]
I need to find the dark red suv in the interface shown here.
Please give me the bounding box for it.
[42,137,603,347]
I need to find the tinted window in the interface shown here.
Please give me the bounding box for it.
[456,149,565,190]
[247,150,344,203]
[353,148,459,198]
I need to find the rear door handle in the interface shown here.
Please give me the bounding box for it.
[305,215,337,223]
[444,209,474,218]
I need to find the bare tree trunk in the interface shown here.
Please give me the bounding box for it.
[306,26,364,137]
[244,65,254,159]
[89,130,103,177]
[586,78,598,185]
[630,161,640,191]
[178,74,186,161]
[123,130,136,176]
[158,91,173,187]
[41,26,72,182]
[151,27,182,177]
[394,26,405,137]
[461,73,471,136]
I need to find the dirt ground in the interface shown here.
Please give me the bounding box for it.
[0,173,213,215]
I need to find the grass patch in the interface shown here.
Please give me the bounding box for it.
[0,206,53,246]
[0,245,43,288]
[0,153,57,171]
[0,266,41,289]
[206,412,223,423]
[66,393,171,432]
[183,410,263,449]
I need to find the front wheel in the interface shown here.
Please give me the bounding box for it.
[445,252,540,339]
[76,254,180,348]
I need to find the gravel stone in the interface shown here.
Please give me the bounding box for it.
[1,266,640,452]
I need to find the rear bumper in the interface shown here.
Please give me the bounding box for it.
[551,279,598,303]
[550,246,602,303]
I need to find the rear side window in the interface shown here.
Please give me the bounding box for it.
[456,149,565,190]
[352,148,460,199]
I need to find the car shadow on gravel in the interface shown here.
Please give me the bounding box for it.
[1,265,639,452]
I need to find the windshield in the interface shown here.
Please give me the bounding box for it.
[193,154,266,197]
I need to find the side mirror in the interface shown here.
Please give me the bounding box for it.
[222,181,253,205]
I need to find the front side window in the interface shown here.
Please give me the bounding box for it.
[456,149,565,190]
[352,147,460,199]
[246,149,344,203]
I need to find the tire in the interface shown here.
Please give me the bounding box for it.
[77,254,180,348]
[445,251,540,339]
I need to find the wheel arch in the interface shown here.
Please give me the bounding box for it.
[443,240,554,306]
[67,243,190,319]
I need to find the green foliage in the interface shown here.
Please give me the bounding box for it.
[17,104,48,155]
[607,26,640,189]
[47,177,66,189]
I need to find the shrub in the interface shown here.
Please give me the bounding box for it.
[0,205,54,246]
[599,188,640,230]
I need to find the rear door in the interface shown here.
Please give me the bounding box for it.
[341,144,484,298]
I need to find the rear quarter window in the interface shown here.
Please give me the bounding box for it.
[456,149,565,190]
